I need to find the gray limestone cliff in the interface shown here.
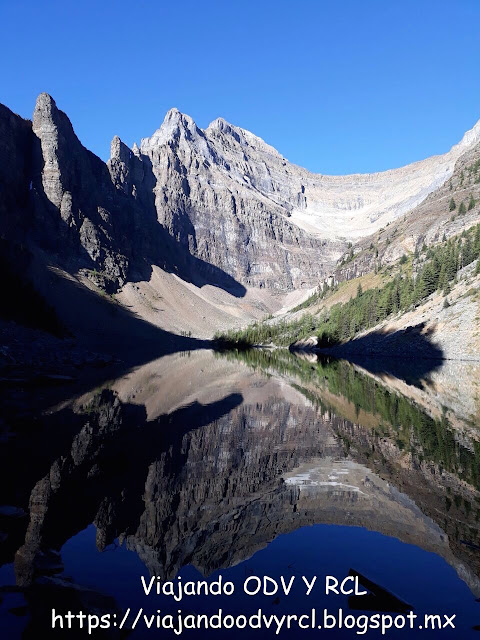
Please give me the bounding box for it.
[1,93,480,340]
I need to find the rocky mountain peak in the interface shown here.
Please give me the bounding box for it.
[140,107,203,154]
[163,106,182,122]
[32,93,76,146]
[206,116,240,138]
[32,93,75,211]
[208,116,228,130]
[110,134,130,162]
[206,116,282,160]
[3,93,480,314]
[453,118,480,152]
[33,92,57,119]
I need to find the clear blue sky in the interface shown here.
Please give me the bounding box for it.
[2,0,480,174]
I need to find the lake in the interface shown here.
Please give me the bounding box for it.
[1,349,479,638]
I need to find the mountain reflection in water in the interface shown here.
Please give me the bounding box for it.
[0,349,480,637]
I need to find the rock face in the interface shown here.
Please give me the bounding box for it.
[1,95,249,300]
[3,93,480,297]
[332,139,480,287]
[2,93,480,339]
[135,110,339,289]
[0,104,32,239]
[134,107,480,289]
[30,93,137,287]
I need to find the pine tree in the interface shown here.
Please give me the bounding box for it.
[400,278,413,309]
[459,201,466,215]
[391,277,401,312]
[449,198,456,211]
[414,272,427,303]
[463,236,475,266]
[475,225,480,252]
[468,194,476,210]
[438,263,447,291]
[421,263,437,296]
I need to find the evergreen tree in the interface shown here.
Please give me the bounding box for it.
[421,263,437,296]
[459,201,467,215]
[463,236,475,266]
[438,263,447,291]
[449,197,456,211]
[400,278,413,309]
[414,272,427,302]
[468,194,476,210]
[475,226,480,252]
[391,276,401,312]
[445,245,457,281]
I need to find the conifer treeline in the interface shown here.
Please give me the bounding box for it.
[215,223,480,348]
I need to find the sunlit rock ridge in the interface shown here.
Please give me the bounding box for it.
[2,93,480,338]
[114,102,480,288]
[139,106,480,240]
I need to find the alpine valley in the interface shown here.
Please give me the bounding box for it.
[2,94,480,639]
[1,93,480,362]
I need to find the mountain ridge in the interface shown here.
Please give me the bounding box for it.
[130,101,480,246]
[1,92,480,346]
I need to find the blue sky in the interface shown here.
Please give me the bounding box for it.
[1,0,480,174]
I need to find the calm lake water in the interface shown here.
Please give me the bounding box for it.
[1,349,479,638]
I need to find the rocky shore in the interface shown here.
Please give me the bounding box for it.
[0,321,116,383]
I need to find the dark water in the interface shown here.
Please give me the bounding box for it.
[1,349,479,638]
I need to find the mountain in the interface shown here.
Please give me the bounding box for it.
[111,101,480,289]
[221,129,480,360]
[1,93,480,348]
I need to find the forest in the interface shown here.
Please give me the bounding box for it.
[215,222,480,348]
